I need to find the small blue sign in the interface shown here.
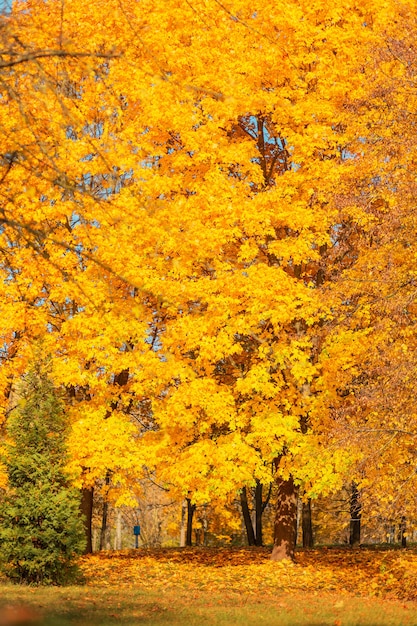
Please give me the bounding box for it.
[133,525,141,536]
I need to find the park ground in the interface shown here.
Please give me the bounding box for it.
[2,547,417,625]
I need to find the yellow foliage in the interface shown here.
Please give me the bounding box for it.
[0,0,415,522]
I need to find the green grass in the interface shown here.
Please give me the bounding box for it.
[1,584,417,626]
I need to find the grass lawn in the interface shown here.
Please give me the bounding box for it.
[1,585,417,626]
[1,548,417,625]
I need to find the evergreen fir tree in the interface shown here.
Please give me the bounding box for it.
[0,365,86,584]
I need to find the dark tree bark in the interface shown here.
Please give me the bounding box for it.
[241,481,272,547]
[186,498,196,546]
[240,486,256,546]
[80,487,94,554]
[271,474,298,561]
[99,472,111,551]
[349,482,361,546]
[254,480,263,547]
[99,500,109,551]
[302,499,314,548]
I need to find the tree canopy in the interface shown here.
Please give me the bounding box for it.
[0,0,416,557]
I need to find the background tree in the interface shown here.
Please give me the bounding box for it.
[323,2,417,534]
[0,363,86,584]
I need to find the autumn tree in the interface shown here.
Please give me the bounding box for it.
[2,0,417,563]
[0,0,364,560]
[0,2,153,522]
[321,2,417,537]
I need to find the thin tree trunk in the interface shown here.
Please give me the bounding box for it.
[271,474,298,561]
[349,482,361,546]
[114,508,122,550]
[302,499,314,548]
[254,480,263,546]
[399,516,407,548]
[99,472,111,551]
[202,512,208,546]
[100,500,109,550]
[195,527,202,545]
[80,487,94,554]
[186,498,196,546]
[240,486,256,546]
[180,499,187,547]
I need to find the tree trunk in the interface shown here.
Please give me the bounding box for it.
[180,499,187,547]
[186,498,196,546]
[254,480,263,546]
[99,472,111,551]
[399,516,407,548]
[99,500,109,550]
[349,482,361,547]
[271,474,298,561]
[240,486,256,546]
[114,508,122,550]
[194,527,202,545]
[302,499,314,548]
[80,487,94,554]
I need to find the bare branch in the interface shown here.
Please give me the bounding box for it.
[0,49,119,69]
